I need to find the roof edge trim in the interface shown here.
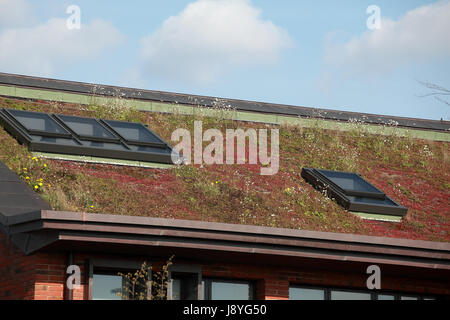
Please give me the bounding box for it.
[5,209,449,253]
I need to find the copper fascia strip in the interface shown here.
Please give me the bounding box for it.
[56,233,450,270]
[39,210,450,251]
[36,220,450,261]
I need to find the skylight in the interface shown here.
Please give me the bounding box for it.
[301,168,407,217]
[0,108,180,165]
[103,119,166,147]
[8,109,70,136]
[57,115,119,141]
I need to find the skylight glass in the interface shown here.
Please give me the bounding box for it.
[301,168,407,217]
[7,109,69,135]
[103,119,165,146]
[315,169,385,199]
[58,115,118,140]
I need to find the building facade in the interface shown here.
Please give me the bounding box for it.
[0,73,449,300]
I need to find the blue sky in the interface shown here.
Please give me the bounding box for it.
[1,0,449,120]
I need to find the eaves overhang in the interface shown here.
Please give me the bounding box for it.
[2,209,449,273]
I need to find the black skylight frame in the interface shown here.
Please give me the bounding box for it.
[0,108,182,165]
[301,168,407,217]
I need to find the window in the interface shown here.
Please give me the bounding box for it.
[168,265,202,300]
[92,272,148,300]
[289,285,435,300]
[377,294,395,300]
[203,279,255,300]
[0,108,181,164]
[289,287,324,300]
[8,109,70,136]
[330,290,371,300]
[400,296,419,300]
[87,259,151,300]
[301,168,407,217]
[93,273,124,300]
[170,272,199,300]
[57,115,119,141]
[103,119,166,147]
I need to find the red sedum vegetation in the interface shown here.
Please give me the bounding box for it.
[0,97,448,242]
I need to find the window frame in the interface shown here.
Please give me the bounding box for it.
[301,167,407,217]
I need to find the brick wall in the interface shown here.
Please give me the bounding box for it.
[1,234,448,300]
[0,233,36,299]
[0,233,75,300]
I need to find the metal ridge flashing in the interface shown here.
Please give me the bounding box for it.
[0,72,449,132]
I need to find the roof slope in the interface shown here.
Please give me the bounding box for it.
[0,161,51,228]
[0,96,448,242]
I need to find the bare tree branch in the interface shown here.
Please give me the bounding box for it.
[417,80,450,93]
[418,92,450,98]
[417,80,450,107]
[435,96,450,106]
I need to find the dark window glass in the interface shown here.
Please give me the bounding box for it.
[92,274,126,300]
[377,294,395,300]
[93,271,148,300]
[170,272,198,300]
[203,279,253,300]
[104,120,164,144]
[330,290,371,300]
[59,115,117,140]
[316,169,385,198]
[290,285,436,300]
[8,109,68,134]
[400,296,419,300]
[289,287,325,300]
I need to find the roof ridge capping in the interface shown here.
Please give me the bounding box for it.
[0,72,448,132]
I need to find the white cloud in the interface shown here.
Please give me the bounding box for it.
[0,1,124,76]
[139,0,292,84]
[325,1,450,75]
[0,0,33,28]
